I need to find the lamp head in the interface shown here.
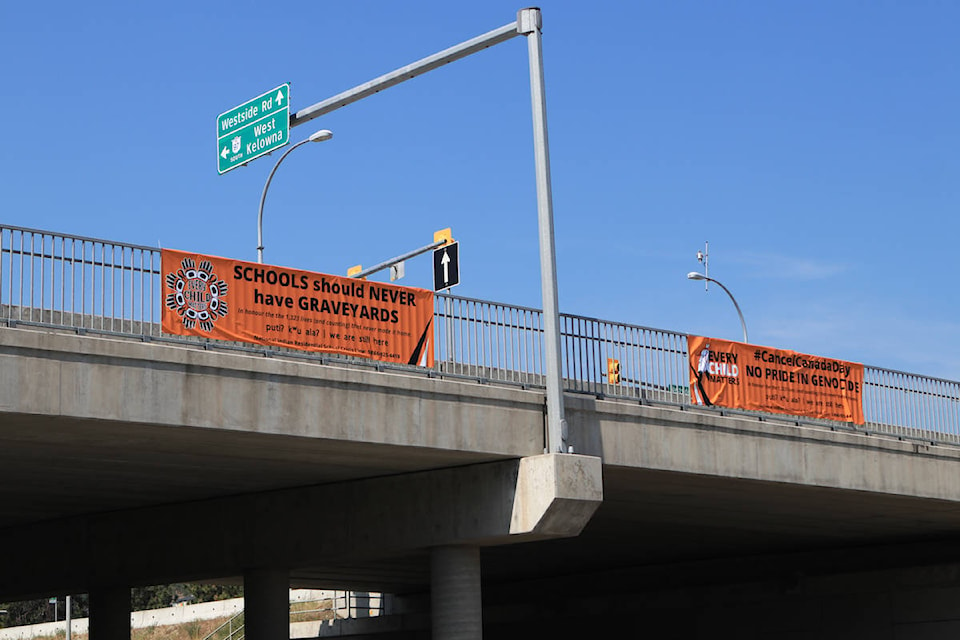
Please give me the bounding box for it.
[309,129,333,142]
[687,272,706,281]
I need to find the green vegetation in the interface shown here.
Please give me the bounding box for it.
[0,587,343,640]
[13,614,234,640]
[0,585,242,628]
[289,598,337,622]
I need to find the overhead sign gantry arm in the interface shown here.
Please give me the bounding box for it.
[289,22,521,127]
[348,228,455,283]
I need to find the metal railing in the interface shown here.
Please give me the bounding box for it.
[200,591,382,640]
[202,611,244,640]
[0,227,160,335]
[3,224,959,445]
[290,591,383,621]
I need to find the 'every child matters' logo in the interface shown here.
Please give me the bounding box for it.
[165,257,229,331]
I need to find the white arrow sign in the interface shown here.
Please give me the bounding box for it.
[220,146,229,159]
[276,89,284,105]
[441,250,450,283]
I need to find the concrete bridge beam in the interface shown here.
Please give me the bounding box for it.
[0,454,602,601]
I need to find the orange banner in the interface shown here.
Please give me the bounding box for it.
[162,249,434,366]
[688,336,864,424]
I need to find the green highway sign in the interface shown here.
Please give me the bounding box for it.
[217,83,290,175]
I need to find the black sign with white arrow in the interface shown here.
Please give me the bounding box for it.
[433,241,460,291]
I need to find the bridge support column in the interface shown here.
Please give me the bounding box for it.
[431,545,482,640]
[243,568,289,640]
[88,586,130,640]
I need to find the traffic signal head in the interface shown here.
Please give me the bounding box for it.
[434,228,454,245]
[607,358,621,385]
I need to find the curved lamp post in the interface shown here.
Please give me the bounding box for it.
[687,272,749,343]
[257,129,333,263]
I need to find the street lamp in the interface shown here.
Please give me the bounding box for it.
[687,272,749,343]
[257,129,333,264]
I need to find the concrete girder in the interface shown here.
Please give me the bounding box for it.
[0,454,602,601]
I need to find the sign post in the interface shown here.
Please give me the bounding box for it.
[217,84,290,174]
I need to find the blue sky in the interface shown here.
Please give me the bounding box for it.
[1,1,958,379]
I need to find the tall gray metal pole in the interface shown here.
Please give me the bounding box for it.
[257,130,332,264]
[519,8,567,453]
[258,139,311,264]
[710,278,749,344]
[687,272,749,343]
[288,9,568,452]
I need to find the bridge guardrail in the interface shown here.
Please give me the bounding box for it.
[2,224,958,445]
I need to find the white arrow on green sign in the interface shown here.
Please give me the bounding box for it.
[217,83,290,175]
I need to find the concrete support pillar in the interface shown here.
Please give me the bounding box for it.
[353,592,371,618]
[243,568,289,640]
[88,587,130,640]
[431,545,482,640]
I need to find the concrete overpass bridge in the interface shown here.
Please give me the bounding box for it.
[3,225,960,639]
